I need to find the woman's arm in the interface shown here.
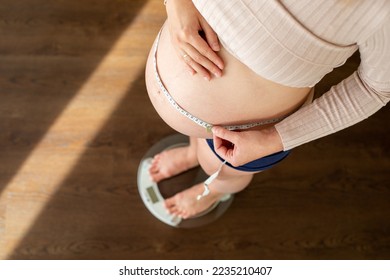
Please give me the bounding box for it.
[164,0,224,80]
[275,19,390,150]
[212,18,390,166]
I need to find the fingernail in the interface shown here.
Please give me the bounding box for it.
[214,71,222,78]
[204,76,210,81]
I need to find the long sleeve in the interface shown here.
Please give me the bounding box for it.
[193,0,390,149]
[275,17,390,150]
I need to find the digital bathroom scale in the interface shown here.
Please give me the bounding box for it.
[137,134,234,228]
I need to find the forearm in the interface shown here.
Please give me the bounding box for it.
[275,70,390,150]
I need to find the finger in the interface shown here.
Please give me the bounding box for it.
[181,46,212,80]
[213,139,235,163]
[212,129,237,162]
[182,56,196,76]
[190,36,224,74]
[200,18,221,52]
[213,134,229,160]
[174,45,197,76]
[212,126,239,144]
[175,32,222,78]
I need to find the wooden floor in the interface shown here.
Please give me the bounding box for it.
[0,0,389,260]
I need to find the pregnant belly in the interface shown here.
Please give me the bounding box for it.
[145,24,311,139]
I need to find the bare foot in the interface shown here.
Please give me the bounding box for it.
[149,146,199,183]
[164,183,224,219]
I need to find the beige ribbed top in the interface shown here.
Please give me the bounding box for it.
[192,0,390,150]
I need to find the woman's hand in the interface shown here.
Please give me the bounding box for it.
[165,0,224,81]
[211,126,284,167]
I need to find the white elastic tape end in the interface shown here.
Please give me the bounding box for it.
[197,160,226,200]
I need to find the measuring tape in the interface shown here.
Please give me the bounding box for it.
[153,28,284,133]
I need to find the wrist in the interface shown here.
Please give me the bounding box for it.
[261,126,284,154]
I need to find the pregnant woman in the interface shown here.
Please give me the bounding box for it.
[145,0,390,219]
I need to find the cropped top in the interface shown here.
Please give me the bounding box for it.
[192,0,390,150]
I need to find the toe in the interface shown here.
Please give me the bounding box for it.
[164,197,175,208]
[149,157,160,172]
[151,171,166,183]
[169,207,180,216]
[149,166,159,175]
[179,211,189,219]
[165,198,179,215]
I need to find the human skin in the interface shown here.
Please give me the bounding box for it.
[144,23,312,219]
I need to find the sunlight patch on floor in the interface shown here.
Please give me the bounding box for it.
[0,1,159,259]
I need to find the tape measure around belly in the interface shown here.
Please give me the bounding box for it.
[153,29,284,133]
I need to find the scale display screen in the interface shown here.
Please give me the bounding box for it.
[146,186,159,204]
